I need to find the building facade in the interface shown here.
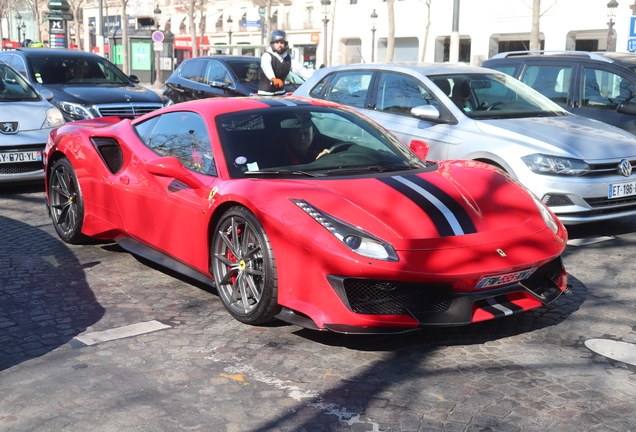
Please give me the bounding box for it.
[76,0,636,71]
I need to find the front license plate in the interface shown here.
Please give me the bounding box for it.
[0,151,42,164]
[475,268,537,289]
[608,181,636,199]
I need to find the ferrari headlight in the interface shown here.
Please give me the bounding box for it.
[530,193,560,234]
[292,199,398,261]
[522,154,590,176]
[42,107,65,128]
[57,101,96,120]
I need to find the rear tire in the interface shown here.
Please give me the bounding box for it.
[48,158,87,244]
[211,206,280,325]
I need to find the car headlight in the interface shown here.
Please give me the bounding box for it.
[530,193,560,234]
[56,101,96,120]
[42,107,65,128]
[292,199,398,261]
[521,154,590,176]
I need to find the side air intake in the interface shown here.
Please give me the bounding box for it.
[90,137,123,174]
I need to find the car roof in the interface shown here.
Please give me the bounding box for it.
[185,55,260,62]
[317,62,494,77]
[135,96,338,121]
[485,50,636,68]
[13,48,104,58]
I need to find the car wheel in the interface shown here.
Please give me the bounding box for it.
[48,157,87,244]
[211,206,280,325]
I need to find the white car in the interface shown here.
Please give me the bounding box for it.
[0,61,64,184]
[293,62,636,225]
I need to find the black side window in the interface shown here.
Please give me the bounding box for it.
[180,61,205,83]
[520,64,571,107]
[139,111,216,176]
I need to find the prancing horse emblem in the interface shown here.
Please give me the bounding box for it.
[496,249,507,257]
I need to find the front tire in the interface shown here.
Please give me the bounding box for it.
[48,158,87,244]
[211,206,280,325]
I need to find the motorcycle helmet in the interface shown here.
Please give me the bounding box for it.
[269,30,288,53]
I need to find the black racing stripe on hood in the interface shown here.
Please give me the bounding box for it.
[403,174,477,235]
[378,177,455,237]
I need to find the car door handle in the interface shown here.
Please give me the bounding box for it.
[172,83,185,93]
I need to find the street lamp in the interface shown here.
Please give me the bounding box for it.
[321,0,331,67]
[370,9,378,62]
[607,0,619,52]
[15,12,22,45]
[153,4,162,86]
[227,16,233,45]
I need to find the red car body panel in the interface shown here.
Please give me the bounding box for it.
[44,97,568,333]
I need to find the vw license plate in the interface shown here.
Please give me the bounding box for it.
[608,181,636,199]
[476,268,537,289]
[0,151,42,164]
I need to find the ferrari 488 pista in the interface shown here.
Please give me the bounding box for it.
[44,96,568,334]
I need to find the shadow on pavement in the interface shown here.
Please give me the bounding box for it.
[251,274,589,431]
[0,215,105,371]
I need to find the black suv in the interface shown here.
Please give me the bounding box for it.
[0,48,169,121]
[163,55,304,104]
[482,51,636,135]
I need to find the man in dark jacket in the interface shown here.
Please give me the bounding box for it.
[258,30,313,95]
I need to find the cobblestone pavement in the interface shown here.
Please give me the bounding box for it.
[1,184,635,432]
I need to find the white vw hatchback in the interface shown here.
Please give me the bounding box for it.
[293,62,636,225]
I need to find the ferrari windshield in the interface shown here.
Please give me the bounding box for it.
[0,63,40,102]
[217,105,429,179]
[430,72,569,119]
[28,55,131,85]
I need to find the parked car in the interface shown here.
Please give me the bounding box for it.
[0,61,64,184]
[293,62,636,225]
[482,51,636,136]
[0,48,170,122]
[162,55,305,104]
[43,96,567,333]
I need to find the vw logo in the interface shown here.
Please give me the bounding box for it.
[617,159,633,177]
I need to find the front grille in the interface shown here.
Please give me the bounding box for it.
[558,201,636,217]
[586,159,636,177]
[0,162,43,174]
[342,278,454,315]
[0,145,45,174]
[584,195,636,208]
[95,103,162,118]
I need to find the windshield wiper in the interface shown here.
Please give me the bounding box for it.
[326,165,417,175]
[244,169,326,177]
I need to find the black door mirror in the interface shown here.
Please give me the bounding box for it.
[617,102,636,116]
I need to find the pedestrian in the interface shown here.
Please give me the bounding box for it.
[258,30,313,96]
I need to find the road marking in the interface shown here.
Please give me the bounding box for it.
[585,339,636,366]
[203,347,381,430]
[567,235,614,247]
[74,320,171,346]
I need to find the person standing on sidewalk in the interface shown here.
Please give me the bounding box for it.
[258,30,313,96]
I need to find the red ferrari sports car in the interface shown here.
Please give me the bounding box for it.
[44,96,568,334]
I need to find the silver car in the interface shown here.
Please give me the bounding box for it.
[293,62,636,225]
[0,62,64,184]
